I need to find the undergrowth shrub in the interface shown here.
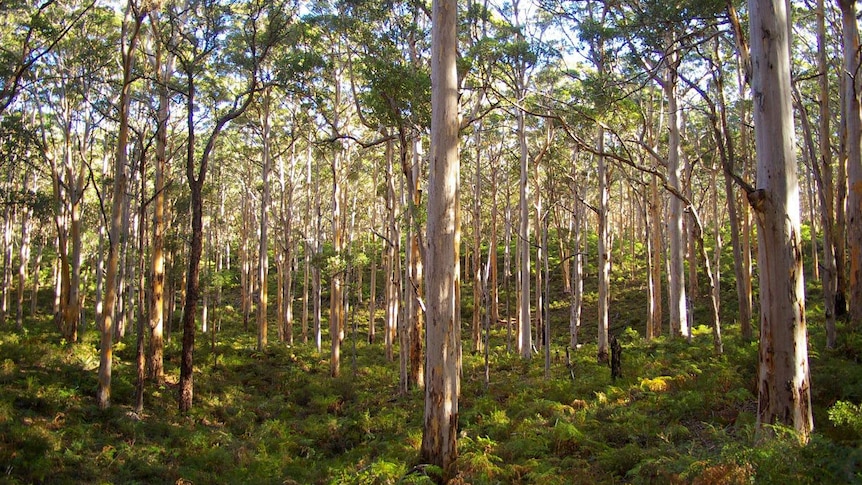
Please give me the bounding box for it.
[549,419,585,456]
[828,400,862,441]
[625,453,693,484]
[590,401,656,447]
[457,435,504,482]
[4,422,58,482]
[689,462,753,485]
[721,427,862,484]
[4,293,862,484]
[531,397,576,420]
[500,425,550,461]
[518,458,571,485]
[597,442,647,478]
[338,458,410,484]
[112,446,173,484]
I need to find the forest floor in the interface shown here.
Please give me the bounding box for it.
[2,273,862,484]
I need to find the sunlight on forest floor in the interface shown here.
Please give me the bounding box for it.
[1,274,862,484]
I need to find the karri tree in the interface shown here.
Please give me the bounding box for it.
[421,0,461,475]
[748,0,813,441]
[168,0,284,412]
[96,0,146,410]
[145,4,180,383]
[839,0,862,327]
[33,4,117,344]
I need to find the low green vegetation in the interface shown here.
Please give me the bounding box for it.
[2,268,861,484]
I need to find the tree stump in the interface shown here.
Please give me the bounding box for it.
[610,335,622,381]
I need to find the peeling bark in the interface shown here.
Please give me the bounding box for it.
[749,0,813,441]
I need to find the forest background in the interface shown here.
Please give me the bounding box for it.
[1,0,862,482]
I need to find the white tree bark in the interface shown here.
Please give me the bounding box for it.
[1,186,12,324]
[749,0,813,441]
[302,141,312,344]
[664,41,689,340]
[648,174,663,339]
[257,88,272,351]
[421,0,461,473]
[517,97,531,360]
[16,178,32,329]
[384,137,400,362]
[597,125,610,363]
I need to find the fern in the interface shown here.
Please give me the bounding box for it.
[828,401,862,431]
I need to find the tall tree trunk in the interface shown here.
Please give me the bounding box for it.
[534,169,543,353]
[16,173,33,329]
[134,135,148,415]
[213,185,226,366]
[285,251,294,344]
[118,166,135,341]
[302,141,312,344]
[570,194,583,348]
[749,0,813,441]
[542,206,551,377]
[276,251,285,342]
[313,155,322,353]
[648,174,663,338]
[93,183,104,334]
[240,191,251,332]
[421,0,461,472]
[488,142,500,329]
[711,165,724,349]
[504,149,513,352]
[739,54,756,340]
[795,81,838,349]
[567,149,584,349]
[167,244,178,345]
[385,137,400,362]
[30,233,43,318]
[836,64,849,317]
[472,126,483,354]
[98,3,142,408]
[53,237,62,321]
[683,130,699,307]
[516,96,531,360]
[179,58,255,410]
[44,98,80,343]
[688,202,723,354]
[258,89,272,351]
[665,40,690,340]
[147,20,173,382]
[557,212,572,296]
[180,178,203,412]
[708,34,754,340]
[301,243,310,343]
[1,187,13,325]
[724,175,752,337]
[368,154,379,344]
[330,148,344,377]
[280,140,296,345]
[400,220,411,395]
[409,136,424,389]
[148,6,178,374]
[806,172,820,281]
[178,72,200,413]
[839,0,862,327]
[597,125,610,363]
[68,158,84,341]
